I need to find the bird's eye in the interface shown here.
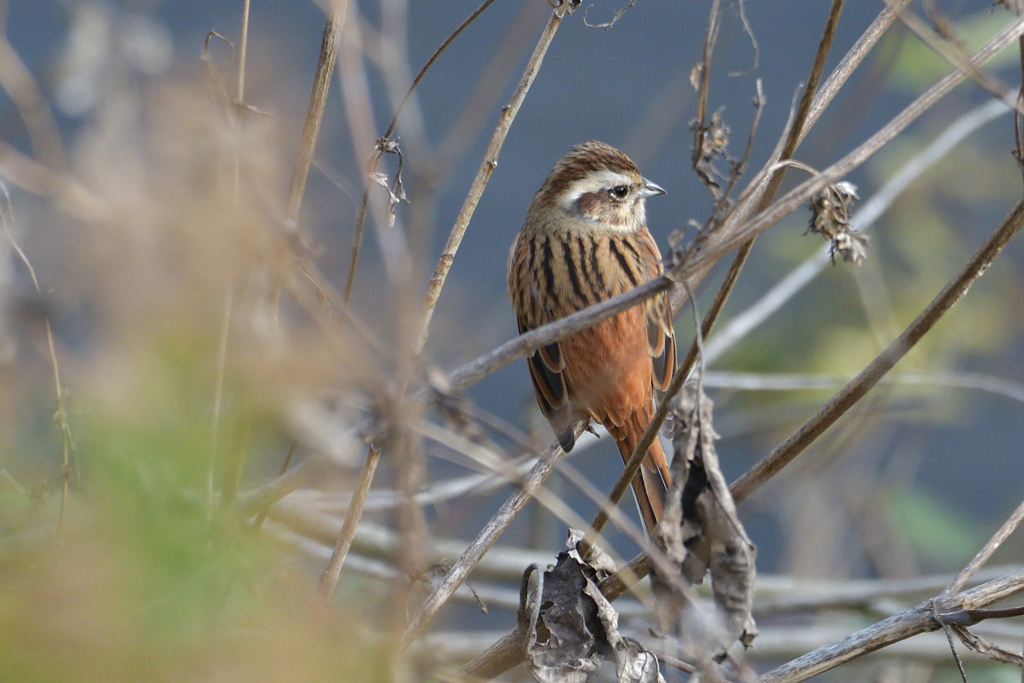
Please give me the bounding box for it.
[610,185,629,200]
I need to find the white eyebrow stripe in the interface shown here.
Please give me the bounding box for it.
[557,169,634,210]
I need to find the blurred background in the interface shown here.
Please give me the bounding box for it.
[1,0,1023,681]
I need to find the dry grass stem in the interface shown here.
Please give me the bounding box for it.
[317,444,381,601]
[730,198,1024,503]
[340,0,501,311]
[207,286,233,522]
[758,569,1024,683]
[399,430,577,650]
[235,0,250,103]
[941,498,1024,598]
[0,31,65,170]
[415,6,567,352]
[251,441,297,530]
[0,184,74,536]
[285,0,349,228]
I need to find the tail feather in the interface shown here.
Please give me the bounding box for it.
[615,426,672,537]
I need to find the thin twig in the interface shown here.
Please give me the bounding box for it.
[340,0,502,311]
[318,444,382,601]
[415,6,568,352]
[702,370,1024,404]
[252,440,297,530]
[941,498,1024,598]
[730,198,1024,503]
[757,569,1024,683]
[398,429,576,650]
[384,0,498,143]
[207,286,233,522]
[0,182,74,536]
[285,0,349,229]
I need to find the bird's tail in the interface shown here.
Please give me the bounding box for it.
[614,420,672,537]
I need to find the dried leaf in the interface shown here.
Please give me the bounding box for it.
[691,109,733,198]
[521,534,665,683]
[523,555,604,683]
[369,138,408,229]
[651,383,757,658]
[690,63,703,91]
[583,579,665,683]
[806,181,868,265]
[566,528,616,576]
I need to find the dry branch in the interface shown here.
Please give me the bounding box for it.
[758,569,1024,683]
[285,0,349,229]
[399,433,575,649]
[730,198,1024,502]
[340,0,501,310]
[942,498,1024,598]
[317,445,381,601]
[415,5,569,352]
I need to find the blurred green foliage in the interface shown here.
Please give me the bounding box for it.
[0,343,388,682]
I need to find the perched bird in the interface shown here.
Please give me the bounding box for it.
[508,141,677,534]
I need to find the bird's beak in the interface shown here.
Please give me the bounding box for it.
[639,179,666,198]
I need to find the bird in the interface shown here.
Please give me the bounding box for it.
[507,141,677,535]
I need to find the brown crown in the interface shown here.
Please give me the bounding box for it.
[540,141,641,197]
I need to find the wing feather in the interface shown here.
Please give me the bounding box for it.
[648,294,676,393]
[517,314,574,451]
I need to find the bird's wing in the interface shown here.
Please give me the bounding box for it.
[647,292,676,392]
[631,229,677,393]
[517,314,575,452]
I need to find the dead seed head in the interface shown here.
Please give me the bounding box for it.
[807,181,869,265]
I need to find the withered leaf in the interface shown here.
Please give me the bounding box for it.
[651,383,757,659]
[521,532,665,683]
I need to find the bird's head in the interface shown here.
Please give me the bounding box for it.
[534,141,664,232]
